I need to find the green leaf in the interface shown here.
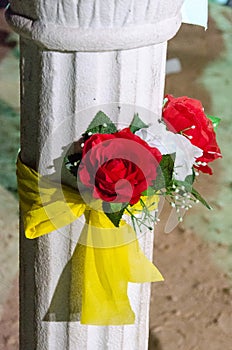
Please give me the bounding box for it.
[129,113,149,134]
[102,202,127,227]
[176,181,192,193]
[86,111,117,135]
[65,154,81,177]
[142,186,156,196]
[191,188,212,210]
[174,169,196,193]
[207,115,221,130]
[109,202,125,213]
[178,170,195,190]
[152,154,175,191]
[185,171,195,185]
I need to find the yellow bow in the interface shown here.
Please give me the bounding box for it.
[17,157,163,325]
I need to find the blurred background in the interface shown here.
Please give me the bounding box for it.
[0,2,231,349]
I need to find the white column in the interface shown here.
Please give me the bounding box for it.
[7,1,184,349]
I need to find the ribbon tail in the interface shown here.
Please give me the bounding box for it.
[81,243,135,325]
[69,209,163,325]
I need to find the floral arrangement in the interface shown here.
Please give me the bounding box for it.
[66,95,222,232]
[17,94,222,325]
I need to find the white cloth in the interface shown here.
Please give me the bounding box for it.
[181,0,208,29]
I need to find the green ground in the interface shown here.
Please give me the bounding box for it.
[0,47,19,192]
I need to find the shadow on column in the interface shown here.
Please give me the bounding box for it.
[44,242,85,322]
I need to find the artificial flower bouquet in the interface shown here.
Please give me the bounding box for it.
[17,94,222,325]
[65,95,222,232]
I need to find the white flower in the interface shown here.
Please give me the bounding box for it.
[136,122,203,181]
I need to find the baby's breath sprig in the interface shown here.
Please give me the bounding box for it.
[163,180,203,222]
[126,198,159,234]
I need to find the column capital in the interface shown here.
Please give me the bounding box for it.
[6,1,184,52]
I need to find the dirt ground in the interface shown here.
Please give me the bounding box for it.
[0,5,231,350]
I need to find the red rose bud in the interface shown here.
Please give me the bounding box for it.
[78,128,162,205]
[162,95,222,174]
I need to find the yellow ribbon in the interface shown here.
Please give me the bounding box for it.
[17,157,163,325]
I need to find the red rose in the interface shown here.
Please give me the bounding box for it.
[162,95,222,174]
[78,128,162,205]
